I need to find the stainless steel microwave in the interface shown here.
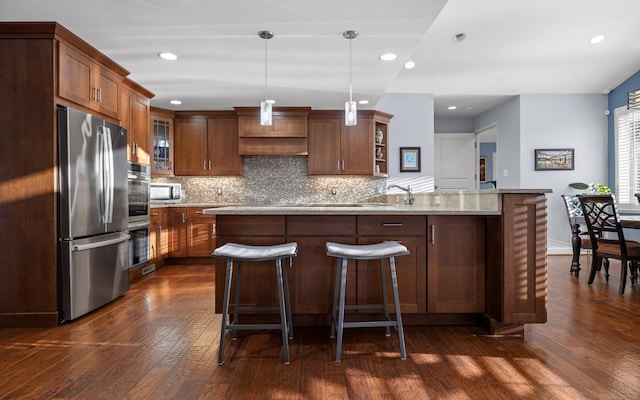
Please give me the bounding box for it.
[150,183,182,203]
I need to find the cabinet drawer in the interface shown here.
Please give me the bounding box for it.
[287,215,356,236]
[187,207,214,219]
[357,215,426,236]
[216,215,285,236]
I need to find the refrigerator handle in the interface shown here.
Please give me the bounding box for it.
[97,125,106,224]
[104,126,114,224]
[72,234,130,252]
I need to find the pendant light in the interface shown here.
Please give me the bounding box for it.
[259,30,274,126]
[343,30,358,126]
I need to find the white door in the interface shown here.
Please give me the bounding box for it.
[434,133,476,190]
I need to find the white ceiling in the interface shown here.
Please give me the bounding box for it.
[2,0,640,118]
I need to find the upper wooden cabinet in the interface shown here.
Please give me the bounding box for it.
[174,112,244,176]
[235,107,310,155]
[150,107,175,176]
[120,78,153,164]
[308,110,392,175]
[58,41,122,119]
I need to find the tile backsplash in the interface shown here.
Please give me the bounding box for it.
[153,156,387,204]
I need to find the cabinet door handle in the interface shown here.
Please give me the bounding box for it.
[211,223,216,235]
[203,160,207,170]
[91,86,97,101]
[431,225,435,244]
[382,223,403,227]
[209,160,212,170]
[182,213,186,224]
[97,87,102,103]
[341,160,345,170]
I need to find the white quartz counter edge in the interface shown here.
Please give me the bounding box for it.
[200,205,501,216]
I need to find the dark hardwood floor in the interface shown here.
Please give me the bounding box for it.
[2,255,640,399]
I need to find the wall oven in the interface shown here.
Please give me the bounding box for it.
[127,162,150,269]
[128,220,150,268]
[128,162,150,222]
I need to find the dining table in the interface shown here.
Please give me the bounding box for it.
[567,214,640,277]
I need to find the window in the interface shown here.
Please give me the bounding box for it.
[614,106,640,208]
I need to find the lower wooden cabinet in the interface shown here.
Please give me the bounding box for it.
[149,208,169,264]
[287,215,357,314]
[167,207,216,257]
[186,208,216,257]
[214,215,286,313]
[356,215,427,313]
[427,215,486,313]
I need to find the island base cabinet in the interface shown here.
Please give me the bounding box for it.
[427,216,486,313]
[287,236,356,314]
[356,236,426,314]
[214,215,286,314]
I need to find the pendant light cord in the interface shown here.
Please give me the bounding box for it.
[349,36,353,102]
[264,35,268,101]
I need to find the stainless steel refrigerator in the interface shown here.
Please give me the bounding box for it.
[57,105,130,321]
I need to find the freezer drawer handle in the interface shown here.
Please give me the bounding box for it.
[72,234,131,252]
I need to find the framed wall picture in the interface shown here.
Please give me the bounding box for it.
[479,156,488,183]
[400,147,421,172]
[534,148,574,171]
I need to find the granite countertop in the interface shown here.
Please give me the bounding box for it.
[152,189,552,216]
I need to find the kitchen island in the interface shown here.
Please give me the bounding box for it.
[204,189,550,335]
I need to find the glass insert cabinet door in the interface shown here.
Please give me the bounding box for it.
[152,116,174,175]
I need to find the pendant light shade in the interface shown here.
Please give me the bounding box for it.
[259,30,274,126]
[343,30,358,126]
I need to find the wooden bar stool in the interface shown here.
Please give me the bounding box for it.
[326,241,410,362]
[212,242,298,365]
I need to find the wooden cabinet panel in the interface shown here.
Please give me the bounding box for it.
[168,208,187,258]
[175,118,208,175]
[287,215,356,236]
[308,118,342,174]
[288,235,357,314]
[357,215,425,236]
[341,119,373,175]
[498,194,547,325]
[238,115,307,138]
[58,42,93,109]
[58,41,121,119]
[214,215,287,313]
[236,107,310,155]
[174,116,243,176]
[120,80,152,164]
[357,236,426,313]
[186,208,216,257]
[308,110,391,176]
[427,216,485,313]
[216,215,285,236]
[149,208,169,264]
[95,67,120,118]
[207,118,243,175]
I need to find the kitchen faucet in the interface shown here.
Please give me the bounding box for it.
[388,184,414,205]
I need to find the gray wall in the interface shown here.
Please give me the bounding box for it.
[376,93,435,178]
[470,94,608,252]
[473,96,521,189]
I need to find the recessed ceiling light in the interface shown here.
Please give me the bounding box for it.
[358,99,369,105]
[158,52,178,61]
[447,106,457,110]
[452,33,466,43]
[379,53,397,61]
[404,61,416,69]
[169,100,182,105]
[590,34,605,45]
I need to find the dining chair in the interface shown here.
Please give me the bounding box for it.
[578,194,640,294]
[561,195,592,277]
